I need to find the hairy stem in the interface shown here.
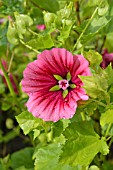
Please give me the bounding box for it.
[20,39,40,54]
[8,51,14,72]
[0,60,16,97]
[80,112,86,121]
[99,35,106,53]
[28,28,39,36]
[105,123,112,138]
[72,7,98,51]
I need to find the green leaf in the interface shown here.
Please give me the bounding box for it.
[88,165,100,170]
[52,121,63,138]
[79,73,109,101]
[74,20,88,34]
[57,3,73,19]
[7,20,19,45]
[50,85,60,91]
[104,65,113,86]
[0,155,10,170]
[100,109,113,127]
[60,121,109,167]
[102,161,113,170]
[83,101,97,116]
[80,14,111,44]
[31,0,59,13]
[0,83,5,94]
[78,75,98,98]
[11,147,34,170]
[87,15,108,34]
[0,163,4,170]
[88,0,109,16]
[16,111,42,135]
[14,12,33,37]
[98,0,109,16]
[44,12,56,26]
[1,102,11,111]
[33,143,61,170]
[0,22,8,46]
[26,34,54,50]
[14,166,29,170]
[100,137,109,155]
[31,7,44,25]
[0,126,20,143]
[83,50,102,70]
[0,0,24,15]
[53,74,63,80]
[62,89,68,98]
[88,0,100,7]
[33,129,40,140]
[102,17,113,34]
[58,25,72,43]
[33,143,75,170]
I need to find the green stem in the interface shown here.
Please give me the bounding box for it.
[92,99,106,107]
[105,123,112,138]
[0,60,16,97]
[72,6,98,51]
[28,28,39,36]
[20,39,40,54]
[80,112,86,121]
[99,35,106,53]
[8,51,14,72]
[108,137,113,148]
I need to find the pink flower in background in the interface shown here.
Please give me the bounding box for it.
[0,18,4,24]
[21,48,91,122]
[100,49,113,69]
[0,60,18,94]
[36,24,46,31]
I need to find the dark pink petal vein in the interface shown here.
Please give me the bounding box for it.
[21,48,91,122]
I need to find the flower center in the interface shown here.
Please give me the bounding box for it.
[58,79,69,90]
[49,72,76,98]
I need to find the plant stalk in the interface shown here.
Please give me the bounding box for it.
[0,60,16,97]
[72,7,98,51]
[20,39,40,54]
[105,123,112,138]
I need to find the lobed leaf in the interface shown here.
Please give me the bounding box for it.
[79,73,109,101]
[33,143,79,170]
[16,111,42,135]
[7,20,19,45]
[100,109,113,127]
[11,147,34,170]
[83,50,102,70]
[52,121,63,138]
[98,0,109,16]
[14,12,33,37]
[31,0,59,13]
[26,34,54,50]
[60,121,109,166]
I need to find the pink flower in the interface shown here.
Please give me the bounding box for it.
[0,18,4,24]
[0,60,18,94]
[36,24,46,31]
[100,49,113,69]
[21,48,91,122]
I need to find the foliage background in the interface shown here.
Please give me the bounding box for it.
[0,0,113,169]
